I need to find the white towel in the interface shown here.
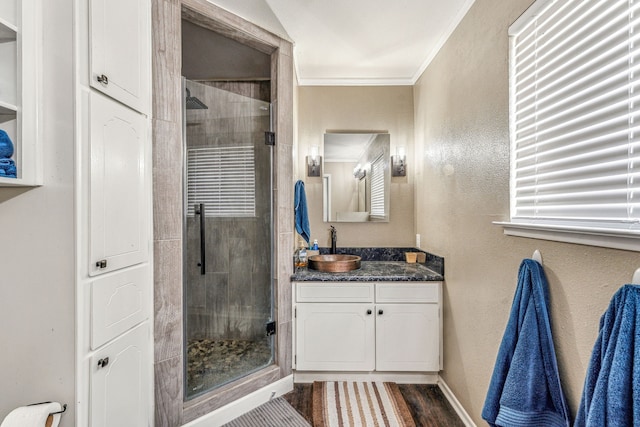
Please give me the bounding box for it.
[1,402,63,427]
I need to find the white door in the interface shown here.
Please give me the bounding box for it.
[375,303,439,371]
[89,0,150,114]
[91,322,151,427]
[296,303,375,371]
[89,91,148,276]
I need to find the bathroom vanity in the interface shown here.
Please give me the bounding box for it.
[291,249,444,382]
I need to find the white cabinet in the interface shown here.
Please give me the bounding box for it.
[88,91,149,276]
[89,0,150,114]
[90,322,151,427]
[294,282,441,373]
[0,0,42,186]
[76,0,153,425]
[296,303,375,371]
[375,304,439,371]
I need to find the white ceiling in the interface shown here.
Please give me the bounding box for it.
[265,0,476,85]
[208,0,476,85]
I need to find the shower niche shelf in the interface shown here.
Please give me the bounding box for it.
[0,0,42,187]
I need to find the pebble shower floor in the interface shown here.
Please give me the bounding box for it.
[186,338,272,398]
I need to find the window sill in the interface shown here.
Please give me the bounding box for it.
[493,221,640,252]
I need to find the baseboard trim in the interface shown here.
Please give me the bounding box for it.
[294,371,438,384]
[437,376,477,427]
[182,375,294,427]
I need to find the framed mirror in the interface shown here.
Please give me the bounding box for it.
[322,132,390,222]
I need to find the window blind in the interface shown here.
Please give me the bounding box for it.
[509,0,640,232]
[370,155,385,218]
[187,146,256,217]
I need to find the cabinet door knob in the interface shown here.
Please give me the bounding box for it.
[96,259,107,269]
[378,309,384,315]
[366,309,372,315]
[97,74,109,85]
[97,357,109,368]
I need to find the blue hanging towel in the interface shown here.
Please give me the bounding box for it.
[294,180,311,245]
[575,284,640,427]
[482,259,570,427]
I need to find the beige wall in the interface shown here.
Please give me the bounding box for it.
[414,0,640,423]
[297,86,415,247]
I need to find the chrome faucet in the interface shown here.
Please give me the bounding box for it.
[330,225,337,254]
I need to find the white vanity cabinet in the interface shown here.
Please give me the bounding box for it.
[294,282,442,374]
[295,283,376,371]
[375,283,440,371]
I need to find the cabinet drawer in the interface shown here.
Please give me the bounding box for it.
[375,282,441,303]
[91,265,150,349]
[296,282,374,303]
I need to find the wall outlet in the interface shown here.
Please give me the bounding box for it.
[416,234,421,248]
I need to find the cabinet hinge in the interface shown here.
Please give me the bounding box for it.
[294,307,297,318]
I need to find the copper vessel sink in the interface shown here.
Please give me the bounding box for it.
[308,254,362,272]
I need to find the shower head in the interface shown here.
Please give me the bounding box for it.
[185,88,208,110]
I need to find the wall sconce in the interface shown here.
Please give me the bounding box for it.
[392,146,406,176]
[307,145,322,177]
[353,164,366,180]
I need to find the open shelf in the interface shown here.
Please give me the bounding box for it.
[0,0,41,187]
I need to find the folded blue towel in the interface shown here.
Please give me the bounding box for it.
[0,129,14,159]
[294,180,311,245]
[0,158,16,178]
[482,259,570,427]
[575,284,640,427]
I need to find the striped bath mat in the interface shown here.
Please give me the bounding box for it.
[312,382,416,427]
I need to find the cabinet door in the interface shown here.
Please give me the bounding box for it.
[296,303,375,371]
[376,303,439,371]
[91,322,151,427]
[89,0,150,114]
[89,91,149,276]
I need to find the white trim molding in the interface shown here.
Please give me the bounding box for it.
[494,221,640,252]
[438,377,477,427]
[182,375,295,427]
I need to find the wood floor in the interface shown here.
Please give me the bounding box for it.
[284,383,466,426]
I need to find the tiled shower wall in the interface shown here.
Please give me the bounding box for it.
[185,82,272,341]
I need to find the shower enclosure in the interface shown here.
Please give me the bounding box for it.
[183,79,274,399]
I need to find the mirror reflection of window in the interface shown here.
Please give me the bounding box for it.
[370,155,385,219]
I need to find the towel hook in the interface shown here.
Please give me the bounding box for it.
[532,250,543,264]
[632,268,640,285]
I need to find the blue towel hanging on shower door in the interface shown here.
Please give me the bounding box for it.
[575,284,640,427]
[482,259,570,427]
[294,180,311,245]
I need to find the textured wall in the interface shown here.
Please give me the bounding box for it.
[413,0,640,424]
[297,86,415,247]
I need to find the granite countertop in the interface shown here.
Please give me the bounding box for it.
[291,260,444,282]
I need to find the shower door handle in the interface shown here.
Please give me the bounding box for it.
[195,203,206,275]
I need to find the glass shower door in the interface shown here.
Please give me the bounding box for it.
[183,79,274,399]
